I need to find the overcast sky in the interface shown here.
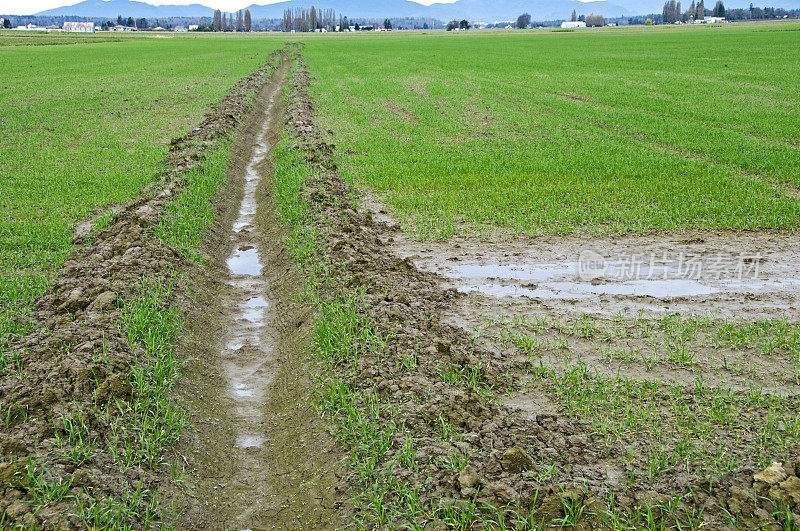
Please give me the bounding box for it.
[2,0,475,16]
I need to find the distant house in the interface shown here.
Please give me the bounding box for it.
[188,24,199,31]
[703,16,726,23]
[561,21,587,28]
[64,22,94,32]
[174,26,187,32]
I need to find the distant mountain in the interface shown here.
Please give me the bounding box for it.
[241,0,631,20]
[36,0,800,21]
[428,0,631,20]
[37,0,214,17]
[242,0,430,20]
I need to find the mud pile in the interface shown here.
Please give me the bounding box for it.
[0,49,284,528]
[284,55,800,528]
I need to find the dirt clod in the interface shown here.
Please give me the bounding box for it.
[94,372,132,403]
[435,338,451,354]
[457,467,480,493]
[0,462,27,491]
[756,461,788,485]
[501,446,534,474]
[89,290,117,311]
[4,501,30,520]
[71,468,90,488]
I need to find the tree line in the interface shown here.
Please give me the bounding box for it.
[661,0,787,21]
[445,19,470,30]
[281,6,337,32]
[662,0,714,23]
[211,9,251,31]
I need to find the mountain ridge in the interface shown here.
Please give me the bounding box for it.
[34,0,800,20]
[36,0,632,21]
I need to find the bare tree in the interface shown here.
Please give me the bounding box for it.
[244,9,251,31]
[586,13,605,26]
[516,12,531,28]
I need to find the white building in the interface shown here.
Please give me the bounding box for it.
[561,21,587,28]
[64,21,95,32]
[703,16,726,23]
[188,24,199,31]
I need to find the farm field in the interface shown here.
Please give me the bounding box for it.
[0,33,281,347]
[1,23,800,530]
[303,23,800,237]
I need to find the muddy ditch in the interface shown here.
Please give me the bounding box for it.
[283,51,800,529]
[166,47,347,530]
[0,48,291,528]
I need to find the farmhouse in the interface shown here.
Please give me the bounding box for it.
[561,20,587,28]
[63,22,94,32]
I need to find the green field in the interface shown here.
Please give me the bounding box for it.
[0,34,280,341]
[4,25,799,340]
[303,24,800,237]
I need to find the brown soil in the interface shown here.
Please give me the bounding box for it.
[282,52,800,529]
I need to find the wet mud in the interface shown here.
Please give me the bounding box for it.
[376,227,800,321]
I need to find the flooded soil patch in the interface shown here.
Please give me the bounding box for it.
[382,229,800,321]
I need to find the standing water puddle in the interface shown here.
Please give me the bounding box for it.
[426,259,800,304]
[219,82,282,455]
[440,262,720,299]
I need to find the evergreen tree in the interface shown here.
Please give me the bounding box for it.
[663,0,681,23]
[713,0,725,16]
[236,10,244,31]
[244,10,251,31]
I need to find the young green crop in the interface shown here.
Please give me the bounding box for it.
[0,34,282,348]
[302,23,800,238]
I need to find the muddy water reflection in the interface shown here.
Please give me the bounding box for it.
[432,261,800,302]
[221,89,279,452]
